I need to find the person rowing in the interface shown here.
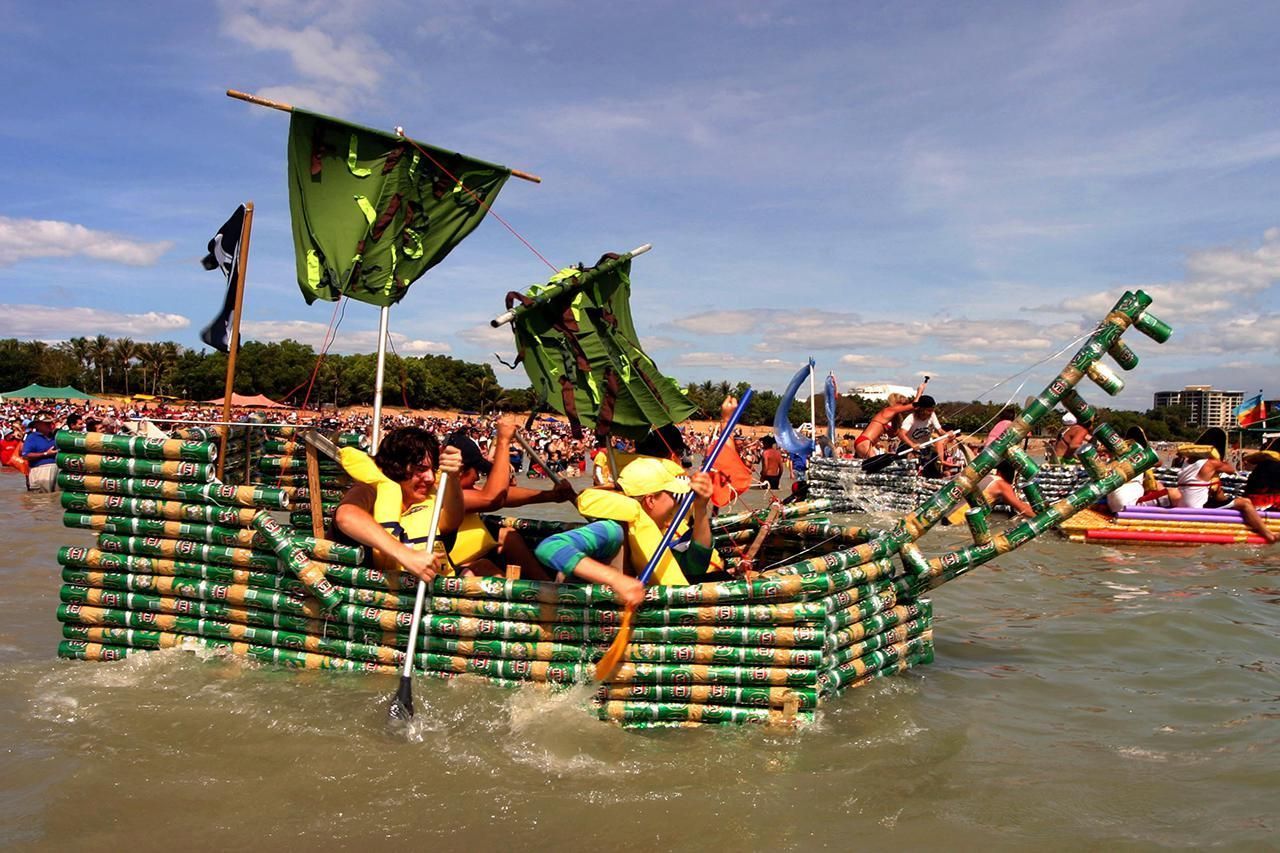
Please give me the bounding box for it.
[852,378,928,459]
[1242,439,1280,508]
[533,457,722,606]
[896,394,954,477]
[442,415,577,579]
[332,427,466,582]
[978,461,1035,518]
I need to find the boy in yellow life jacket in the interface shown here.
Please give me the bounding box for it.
[534,457,717,608]
[445,415,578,579]
[333,427,466,582]
[592,423,687,486]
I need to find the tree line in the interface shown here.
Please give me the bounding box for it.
[0,336,525,413]
[1,336,1198,435]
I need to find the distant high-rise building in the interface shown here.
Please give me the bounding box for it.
[1152,385,1245,428]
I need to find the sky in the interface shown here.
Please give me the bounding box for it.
[1,0,1277,409]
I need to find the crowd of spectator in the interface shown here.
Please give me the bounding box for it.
[0,399,778,491]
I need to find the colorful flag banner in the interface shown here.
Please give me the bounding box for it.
[1235,393,1266,428]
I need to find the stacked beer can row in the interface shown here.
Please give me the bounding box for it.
[247,428,363,532]
[51,431,396,673]
[51,433,935,726]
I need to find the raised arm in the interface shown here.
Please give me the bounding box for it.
[462,417,516,513]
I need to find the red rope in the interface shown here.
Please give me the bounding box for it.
[399,133,559,274]
[282,296,345,408]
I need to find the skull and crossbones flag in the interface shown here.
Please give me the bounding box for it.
[199,205,246,353]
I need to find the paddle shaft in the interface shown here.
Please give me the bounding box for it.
[390,471,449,714]
[863,429,958,472]
[514,430,566,486]
[741,502,783,573]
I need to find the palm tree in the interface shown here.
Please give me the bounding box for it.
[88,335,112,394]
[137,342,167,395]
[157,342,181,395]
[68,337,91,386]
[470,374,509,416]
[112,338,138,396]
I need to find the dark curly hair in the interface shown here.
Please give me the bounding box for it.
[373,427,440,482]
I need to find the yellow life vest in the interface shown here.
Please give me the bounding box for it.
[449,513,498,565]
[592,449,644,486]
[338,447,464,574]
[576,487,723,586]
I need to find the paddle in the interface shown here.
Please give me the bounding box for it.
[862,429,960,474]
[387,471,450,722]
[513,429,567,486]
[594,389,754,683]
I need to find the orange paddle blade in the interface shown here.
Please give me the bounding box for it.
[708,435,753,507]
[593,606,635,683]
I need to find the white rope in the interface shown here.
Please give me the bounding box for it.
[947,328,1094,424]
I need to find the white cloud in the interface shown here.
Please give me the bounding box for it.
[457,322,518,348]
[673,351,789,370]
[838,353,904,368]
[1186,313,1280,355]
[220,3,387,113]
[672,308,1068,355]
[0,304,189,339]
[240,319,450,354]
[0,217,172,268]
[221,11,382,89]
[1030,227,1280,326]
[670,310,763,336]
[935,352,984,365]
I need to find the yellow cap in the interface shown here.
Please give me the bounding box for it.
[616,457,691,498]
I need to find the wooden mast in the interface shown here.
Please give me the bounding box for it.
[216,202,253,481]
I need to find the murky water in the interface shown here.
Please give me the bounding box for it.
[2,471,1277,850]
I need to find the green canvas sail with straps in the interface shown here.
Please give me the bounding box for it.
[287,108,511,307]
[504,252,697,439]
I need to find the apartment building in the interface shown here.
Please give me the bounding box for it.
[1152,385,1245,428]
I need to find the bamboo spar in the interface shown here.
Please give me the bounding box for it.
[217,202,253,481]
[225,90,541,184]
[489,244,653,327]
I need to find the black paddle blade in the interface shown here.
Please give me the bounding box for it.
[388,675,415,721]
[861,452,898,474]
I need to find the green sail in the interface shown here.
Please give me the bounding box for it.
[287,108,511,307]
[506,253,698,437]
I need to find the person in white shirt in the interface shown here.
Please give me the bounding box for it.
[1176,457,1277,544]
[897,395,952,477]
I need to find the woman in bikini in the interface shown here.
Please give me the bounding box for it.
[853,380,927,459]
